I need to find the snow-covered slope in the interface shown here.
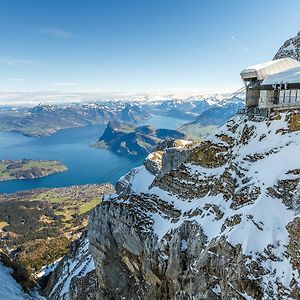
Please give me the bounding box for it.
[0,261,32,300]
[44,236,96,300]
[48,110,300,299]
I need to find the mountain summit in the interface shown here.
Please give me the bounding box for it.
[274,31,300,61]
[46,110,300,299]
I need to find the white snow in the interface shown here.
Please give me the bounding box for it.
[118,112,300,296]
[37,258,62,278]
[0,262,31,300]
[130,166,155,194]
[263,65,300,85]
[242,60,283,72]
[180,239,188,252]
[211,284,221,296]
[283,42,295,52]
[49,238,95,299]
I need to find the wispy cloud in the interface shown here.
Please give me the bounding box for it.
[49,82,77,87]
[0,59,34,67]
[10,78,25,81]
[38,27,74,39]
[231,36,250,54]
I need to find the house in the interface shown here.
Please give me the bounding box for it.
[241,58,300,110]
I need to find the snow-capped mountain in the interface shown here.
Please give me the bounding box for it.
[45,110,300,299]
[190,96,244,126]
[0,102,150,137]
[274,31,300,61]
[16,30,300,300]
[147,93,244,122]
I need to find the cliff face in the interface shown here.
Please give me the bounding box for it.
[44,235,96,300]
[274,31,300,61]
[87,112,300,299]
[46,111,300,299]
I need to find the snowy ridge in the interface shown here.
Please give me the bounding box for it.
[274,31,300,61]
[47,110,300,299]
[91,110,300,299]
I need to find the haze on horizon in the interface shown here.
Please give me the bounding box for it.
[1,0,300,103]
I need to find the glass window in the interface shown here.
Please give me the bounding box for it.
[279,90,285,103]
[290,90,297,103]
[286,90,291,103]
[296,90,300,102]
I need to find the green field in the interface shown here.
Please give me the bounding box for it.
[0,183,114,282]
[0,159,67,181]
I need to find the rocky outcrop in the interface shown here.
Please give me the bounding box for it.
[274,31,300,61]
[47,112,300,299]
[158,140,194,178]
[144,151,163,175]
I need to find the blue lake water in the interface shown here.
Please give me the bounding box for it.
[0,114,186,194]
[142,114,186,129]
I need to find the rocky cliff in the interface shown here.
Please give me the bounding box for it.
[47,110,300,299]
[274,31,300,61]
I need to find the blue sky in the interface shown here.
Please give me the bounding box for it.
[1,0,300,97]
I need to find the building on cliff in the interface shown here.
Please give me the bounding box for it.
[241,57,300,111]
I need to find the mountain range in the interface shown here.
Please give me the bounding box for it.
[0,92,244,138]
[0,102,150,137]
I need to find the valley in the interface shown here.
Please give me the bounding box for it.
[0,95,245,298]
[0,183,114,287]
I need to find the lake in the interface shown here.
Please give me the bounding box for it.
[143,114,186,129]
[0,114,186,194]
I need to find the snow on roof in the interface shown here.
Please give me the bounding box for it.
[262,66,300,85]
[240,58,300,81]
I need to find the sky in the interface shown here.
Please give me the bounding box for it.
[1,0,300,102]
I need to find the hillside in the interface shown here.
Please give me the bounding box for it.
[0,95,247,138]
[0,184,114,287]
[46,110,300,299]
[94,121,186,156]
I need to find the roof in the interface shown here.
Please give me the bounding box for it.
[262,66,300,85]
[240,58,300,81]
